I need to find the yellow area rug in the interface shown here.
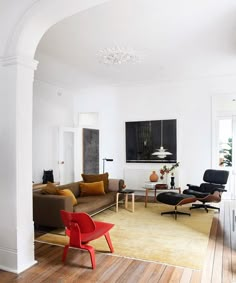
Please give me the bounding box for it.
[35,202,215,270]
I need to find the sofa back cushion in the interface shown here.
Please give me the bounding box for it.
[81,173,109,193]
[41,182,59,195]
[57,181,81,197]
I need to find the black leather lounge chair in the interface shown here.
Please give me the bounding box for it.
[183,169,229,212]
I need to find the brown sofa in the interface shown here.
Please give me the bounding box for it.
[33,178,124,228]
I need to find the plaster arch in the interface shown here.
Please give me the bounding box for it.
[0,0,110,274]
[4,0,109,58]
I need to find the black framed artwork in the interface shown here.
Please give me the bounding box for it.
[125,119,177,163]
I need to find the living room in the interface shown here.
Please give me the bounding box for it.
[1,0,236,281]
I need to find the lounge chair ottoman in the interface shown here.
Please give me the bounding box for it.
[156,192,196,219]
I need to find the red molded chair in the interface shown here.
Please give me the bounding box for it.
[60,210,114,269]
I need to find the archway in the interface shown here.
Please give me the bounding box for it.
[0,0,109,273]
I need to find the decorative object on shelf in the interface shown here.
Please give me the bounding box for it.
[98,46,139,65]
[170,176,175,189]
[149,171,159,182]
[152,120,172,159]
[159,162,180,181]
[42,169,54,184]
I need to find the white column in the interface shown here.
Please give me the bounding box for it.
[0,56,38,273]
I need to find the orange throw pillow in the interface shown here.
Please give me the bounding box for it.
[80,181,105,196]
[41,182,58,195]
[58,189,77,206]
[81,173,109,192]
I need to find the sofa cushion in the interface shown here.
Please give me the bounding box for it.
[74,192,116,214]
[57,181,81,197]
[81,173,109,192]
[41,182,59,195]
[80,181,105,196]
[58,189,77,206]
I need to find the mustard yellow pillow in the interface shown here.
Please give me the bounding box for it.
[41,182,58,195]
[81,173,109,193]
[80,181,105,196]
[58,189,77,206]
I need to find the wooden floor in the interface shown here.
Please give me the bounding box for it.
[0,200,235,283]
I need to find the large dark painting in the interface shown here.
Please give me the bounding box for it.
[83,128,99,173]
[126,119,177,163]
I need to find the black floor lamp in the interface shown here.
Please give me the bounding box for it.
[102,158,113,173]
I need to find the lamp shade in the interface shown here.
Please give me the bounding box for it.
[152,146,172,159]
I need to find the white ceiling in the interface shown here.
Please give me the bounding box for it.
[35,0,236,85]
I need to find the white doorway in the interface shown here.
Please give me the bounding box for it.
[58,127,79,184]
[215,117,235,199]
[212,95,236,200]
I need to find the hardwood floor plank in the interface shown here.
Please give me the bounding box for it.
[222,201,233,283]
[144,263,166,282]
[97,255,133,282]
[40,250,90,282]
[168,267,184,282]
[190,270,202,283]
[0,271,18,283]
[201,214,218,283]
[158,265,176,283]
[136,261,166,283]
[114,260,152,283]
[180,268,194,283]
[212,204,224,283]
[230,201,236,282]
[14,245,63,283]
[75,254,127,282]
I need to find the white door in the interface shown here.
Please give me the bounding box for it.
[58,127,79,185]
[215,117,236,200]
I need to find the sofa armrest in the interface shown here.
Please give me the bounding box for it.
[108,179,125,192]
[33,193,73,228]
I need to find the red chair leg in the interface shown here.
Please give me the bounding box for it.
[84,245,96,269]
[104,232,114,253]
[62,245,69,262]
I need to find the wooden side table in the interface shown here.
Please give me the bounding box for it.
[116,190,135,212]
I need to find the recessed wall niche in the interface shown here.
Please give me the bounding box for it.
[125,119,177,163]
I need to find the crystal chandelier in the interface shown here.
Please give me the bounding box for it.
[98,46,138,65]
[152,120,172,159]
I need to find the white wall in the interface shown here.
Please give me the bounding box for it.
[73,77,236,190]
[73,81,211,189]
[33,52,236,191]
[32,80,74,183]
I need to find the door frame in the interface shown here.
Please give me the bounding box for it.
[212,94,236,200]
[58,127,80,184]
